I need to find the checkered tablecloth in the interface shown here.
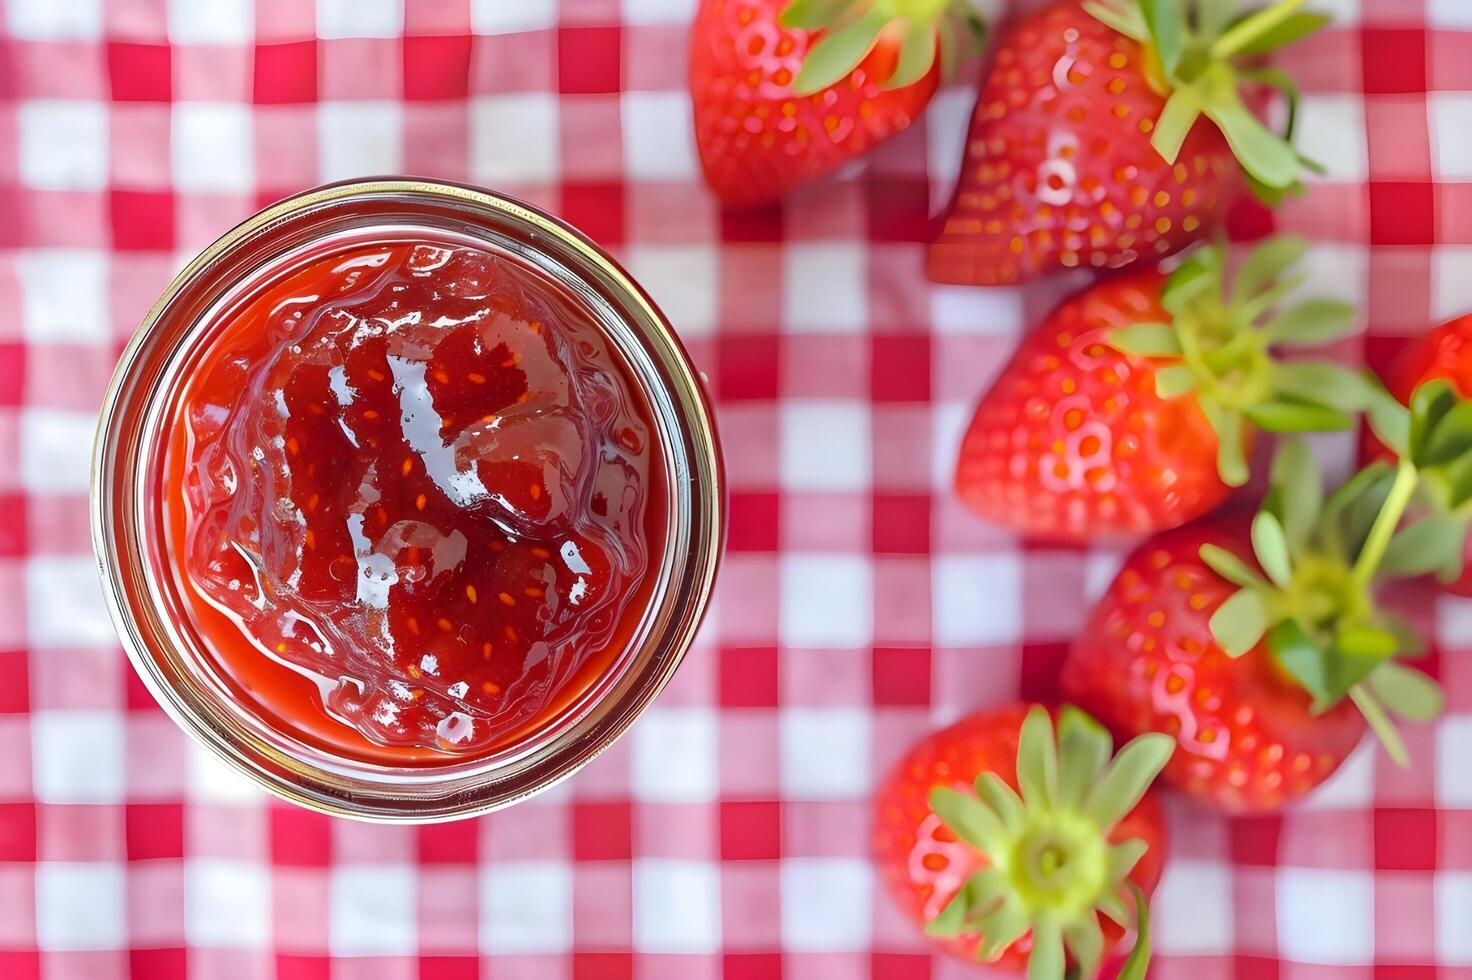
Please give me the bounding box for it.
[3,0,1472,976]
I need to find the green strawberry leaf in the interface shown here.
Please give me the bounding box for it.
[1139,0,1185,77]
[1110,322,1182,357]
[1367,661,1444,722]
[1251,510,1293,588]
[1064,917,1106,980]
[1409,381,1458,462]
[1056,707,1113,809]
[1082,0,1148,41]
[1233,236,1306,307]
[1155,363,1199,398]
[925,882,971,937]
[1271,362,1381,414]
[1209,587,1270,656]
[1152,86,1205,163]
[779,0,849,29]
[1243,399,1355,433]
[1212,0,1321,60]
[1200,543,1269,588]
[1016,705,1058,812]
[1380,513,1467,581]
[1422,400,1472,466]
[1269,618,1335,707]
[976,895,1030,959]
[1162,245,1222,313]
[1336,623,1399,659]
[1204,97,1303,190]
[930,785,1006,855]
[1268,439,1321,552]
[1233,11,1332,55]
[1367,391,1411,457]
[1262,299,1357,346]
[1200,398,1249,486]
[887,18,939,89]
[791,8,889,94]
[1348,684,1410,767]
[1115,883,1153,980]
[975,771,1025,832]
[1081,733,1174,829]
[1028,919,1064,980]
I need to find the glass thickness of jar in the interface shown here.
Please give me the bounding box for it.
[92,179,724,821]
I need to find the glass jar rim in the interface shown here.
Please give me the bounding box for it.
[91,178,724,821]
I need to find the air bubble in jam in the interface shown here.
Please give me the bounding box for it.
[170,240,658,760]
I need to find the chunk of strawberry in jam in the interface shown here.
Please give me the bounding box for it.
[181,242,652,754]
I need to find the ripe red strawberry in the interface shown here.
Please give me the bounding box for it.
[875,704,1171,976]
[955,237,1367,541]
[929,0,1325,285]
[1369,314,1472,595]
[690,0,984,207]
[1064,442,1444,812]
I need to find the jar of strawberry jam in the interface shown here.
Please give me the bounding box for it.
[93,180,723,820]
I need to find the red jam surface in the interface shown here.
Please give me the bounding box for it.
[166,239,662,764]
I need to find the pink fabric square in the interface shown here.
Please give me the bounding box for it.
[13,43,105,99]
[785,953,870,980]
[1367,246,1432,335]
[25,344,114,412]
[25,494,94,556]
[470,33,556,94]
[187,804,268,862]
[480,955,568,980]
[784,182,867,241]
[108,253,177,341]
[172,45,252,102]
[558,0,621,23]
[781,335,866,399]
[649,629,716,707]
[1020,550,1089,642]
[1278,183,1368,243]
[1372,870,1437,961]
[571,863,632,945]
[1439,183,1472,246]
[783,801,868,858]
[711,555,779,645]
[868,709,933,785]
[190,947,273,980]
[558,96,623,179]
[931,648,1021,718]
[0,108,16,185]
[481,802,570,862]
[0,863,36,944]
[718,245,784,331]
[1373,723,1438,804]
[0,564,26,655]
[716,712,780,797]
[781,647,869,708]
[933,494,1020,554]
[1441,811,1472,871]
[402,103,471,183]
[718,862,782,948]
[932,335,1010,403]
[108,104,172,190]
[269,868,331,951]
[417,867,478,953]
[0,257,21,342]
[866,244,929,330]
[37,803,123,861]
[872,557,932,646]
[1431,31,1472,92]
[123,715,189,800]
[1157,799,1230,860]
[335,957,416,980]
[635,802,715,860]
[625,183,718,244]
[40,951,129,980]
[253,106,319,192]
[1230,866,1278,956]
[638,955,722,980]
[28,641,122,709]
[20,191,107,249]
[333,821,416,864]
[0,716,31,798]
[255,0,315,42]
[127,862,183,945]
[321,38,403,101]
[564,730,633,797]
[780,492,868,553]
[1289,30,1364,93]
[1279,810,1372,869]
[404,0,471,35]
[105,0,169,41]
[871,879,927,947]
[869,405,933,493]
[1366,96,1432,181]
[865,126,929,181]
[623,26,687,93]
[175,193,254,254]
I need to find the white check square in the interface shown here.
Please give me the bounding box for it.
[622,92,699,181]
[17,249,109,343]
[1434,248,1472,322]
[623,0,699,24]
[26,555,118,649]
[1294,95,1366,182]
[471,94,559,184]
[626,245,718,339]
[471,0,557,33]
[1276,868,1373,964]
[8,0,100,40]
[187,744,269,806]
[22,410,99,493]
[1439,872,1472,964]
[780,708,870,800]
[173,103,255,193]
[1432,94,1472,179]
[1439,715,1472,806]
[32,711,125,803]
[780,401,871,491]
[632,707,718,803]
[779,554,873,648]
[318,102,403,182]
[19,101,108,191]
[933,554,1023,647]
[186,860,270,947]
[480,863,571,953]
[633,860,721,953]
[168,0,252,42]
[784,243,868,333]
[316,0,403,37]
[1154,860,1233,954]
[36,863,125,950]
[330,866,417,955]
[781,858,873,951]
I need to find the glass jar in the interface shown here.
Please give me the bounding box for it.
[92,179,724,821]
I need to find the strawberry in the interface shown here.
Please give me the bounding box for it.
[1064,442,1444,812]
[876,704,1171,977]
[928,0,1326,285]
[690,0,985,207]
[955,237,1368,541]
[1363,315,1472,595]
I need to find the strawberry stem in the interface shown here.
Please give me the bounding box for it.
[1209,0,1307,60]
[1350,459,1419,591]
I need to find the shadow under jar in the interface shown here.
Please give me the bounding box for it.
[92,179,724,821]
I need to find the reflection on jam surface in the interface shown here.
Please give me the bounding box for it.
[175,241,655,758]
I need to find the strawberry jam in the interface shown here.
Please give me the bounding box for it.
[167,239,661,763]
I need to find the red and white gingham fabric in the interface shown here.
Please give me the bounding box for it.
[1,0,1471,976]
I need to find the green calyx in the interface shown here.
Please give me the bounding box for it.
[1107,236,1371,486]
[1198,440,1445,766]
[1368,379,1472,585]
[927,706,1173,980]
[1082,0,1330,199]
[780,0,986,94]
